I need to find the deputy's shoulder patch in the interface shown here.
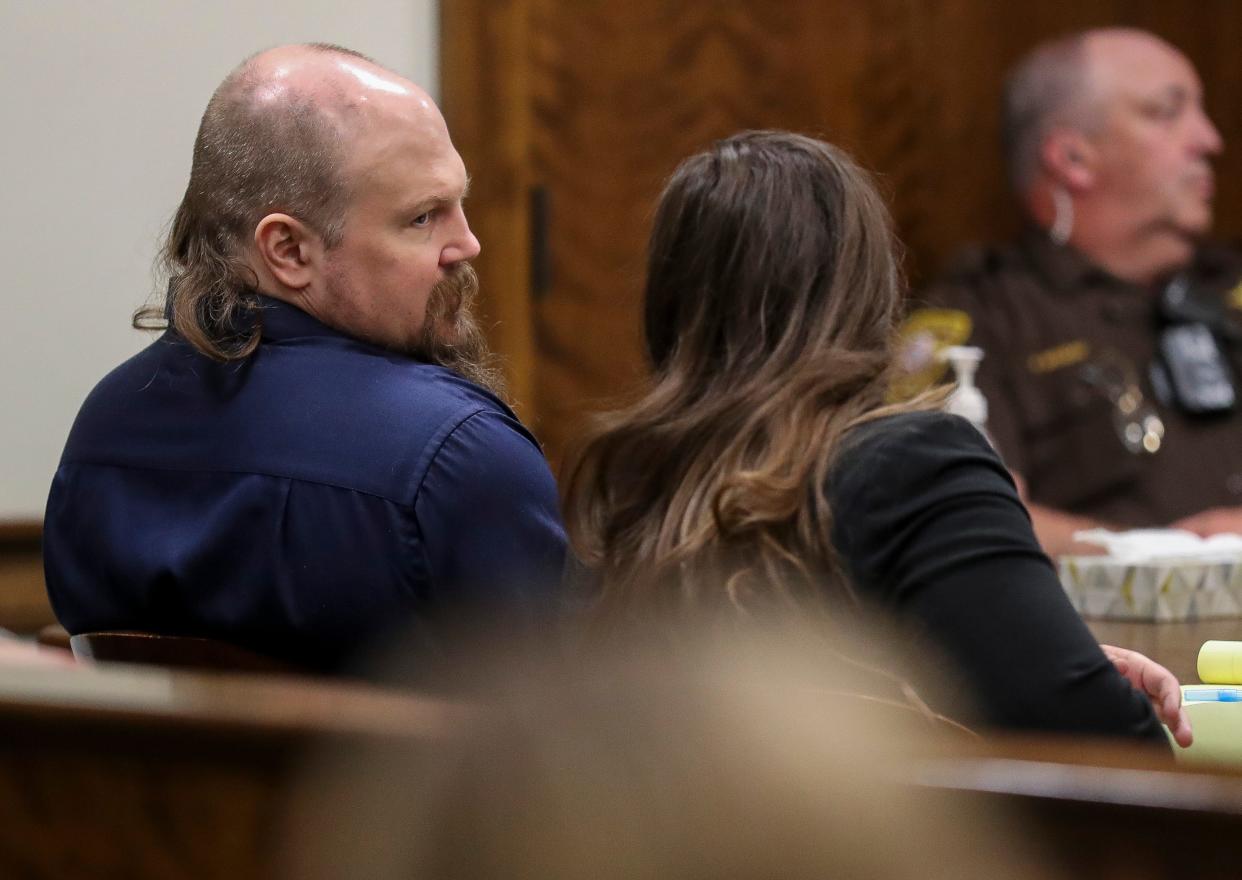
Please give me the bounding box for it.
[890,308,972,400]
[1227,280,1242,311]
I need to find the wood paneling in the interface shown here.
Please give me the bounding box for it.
[443,2,1242,468]
[0,525,53,634]
[440,0,538,415]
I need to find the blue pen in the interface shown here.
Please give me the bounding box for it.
[1184,688,1242,702]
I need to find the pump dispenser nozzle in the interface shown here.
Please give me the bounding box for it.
[940,345,988,435]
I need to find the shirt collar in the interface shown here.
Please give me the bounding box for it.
[1014,225,1237,298]
[1017,224,1119,295]
[256,295,351,342]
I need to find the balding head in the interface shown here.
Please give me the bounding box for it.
[1003,29,1205,192]
[1001,28,1221,283]
[235,44,442,155]
[1002,32,1094,193]
[143,43,446,360]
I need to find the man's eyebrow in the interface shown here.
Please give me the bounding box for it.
[406,180,472,214]
[418,177,471,208]
[1129,83,1193,111]
[1155,83,1194,103]
[407,195,449,213]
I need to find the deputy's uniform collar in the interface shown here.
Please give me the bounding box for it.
[1017,225,1122,296]
[1016,225,1241,299]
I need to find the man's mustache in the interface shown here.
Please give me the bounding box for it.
[426,262,479,327]
[414,261,507,400]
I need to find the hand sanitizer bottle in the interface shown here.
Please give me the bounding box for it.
[940,346,989,437]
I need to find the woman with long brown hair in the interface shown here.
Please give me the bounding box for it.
[563,131,1189,745]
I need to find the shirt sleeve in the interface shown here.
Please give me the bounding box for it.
[830,412,1166,744]
[413,409,568,612]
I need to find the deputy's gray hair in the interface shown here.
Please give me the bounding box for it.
[1001,33,1100,193]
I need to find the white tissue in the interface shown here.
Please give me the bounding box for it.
[1073,528,1242,564]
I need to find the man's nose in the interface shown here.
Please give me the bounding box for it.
[442,210,482,266]
[1193,108,1224,156]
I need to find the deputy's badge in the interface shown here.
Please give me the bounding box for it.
[891,308,972,400]
[1079,348,1165,455]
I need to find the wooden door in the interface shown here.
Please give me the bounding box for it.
[442,1,1242,472]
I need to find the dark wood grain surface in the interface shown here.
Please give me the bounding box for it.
[2,649,1241,877]
[0,663,464,879]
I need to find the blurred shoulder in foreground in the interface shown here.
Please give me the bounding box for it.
[281,616,1060,880]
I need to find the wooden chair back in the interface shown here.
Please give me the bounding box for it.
[70,631,295,674]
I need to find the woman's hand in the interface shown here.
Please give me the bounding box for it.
[1100,644,1193,748]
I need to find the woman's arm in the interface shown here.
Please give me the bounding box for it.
[830,411,1179,745]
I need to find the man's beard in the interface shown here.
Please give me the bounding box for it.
[416,262,508,400]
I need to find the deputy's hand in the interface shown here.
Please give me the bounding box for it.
[1170,505,1242,538]
[1008,469,1119,557]
[1100,644,1192,747]
[1009,469,1029,501]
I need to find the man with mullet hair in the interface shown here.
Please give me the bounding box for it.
[908,28,1242,558]
[43,44,566,670]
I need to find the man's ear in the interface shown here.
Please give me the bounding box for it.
[1040,129,1097,192]
[253,213,324,290]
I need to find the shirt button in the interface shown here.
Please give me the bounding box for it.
[1228,473,1242,496]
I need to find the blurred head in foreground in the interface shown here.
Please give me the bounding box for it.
[282,621,1054,879]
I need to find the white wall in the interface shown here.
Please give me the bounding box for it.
[0,0,438,522]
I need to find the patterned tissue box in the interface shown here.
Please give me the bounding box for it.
[1060,556,1242,621]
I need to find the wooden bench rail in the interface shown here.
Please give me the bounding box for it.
[910,737,1242,879]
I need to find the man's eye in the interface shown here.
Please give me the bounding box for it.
[1140,97,1185,122]
[412,212,433,227]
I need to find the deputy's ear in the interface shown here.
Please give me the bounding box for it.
[253,213,324,290]
[1040,129,1097,192]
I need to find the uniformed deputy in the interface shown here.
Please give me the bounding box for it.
[906,28,1242,558]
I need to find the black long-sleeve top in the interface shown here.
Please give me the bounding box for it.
[829,410,1167,744]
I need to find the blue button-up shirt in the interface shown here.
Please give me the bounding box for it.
[44,298,567,669]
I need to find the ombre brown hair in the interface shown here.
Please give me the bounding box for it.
[563,131,937,622]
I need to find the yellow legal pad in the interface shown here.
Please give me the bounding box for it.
[1176,686,1242,765]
